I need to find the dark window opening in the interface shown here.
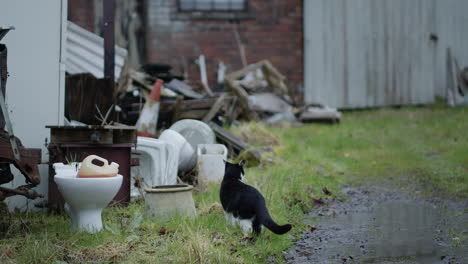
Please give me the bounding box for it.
[179,0,247,12]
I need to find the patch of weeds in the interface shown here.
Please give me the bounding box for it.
[231,122,282,147]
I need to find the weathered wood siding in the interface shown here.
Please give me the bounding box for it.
[304,0,468,108]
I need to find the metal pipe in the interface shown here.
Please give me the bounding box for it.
[103,0,115,80]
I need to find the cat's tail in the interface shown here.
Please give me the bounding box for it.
[262,218,292,235]
[259,210,292,235]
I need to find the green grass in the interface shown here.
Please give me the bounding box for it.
[1,106,467,263]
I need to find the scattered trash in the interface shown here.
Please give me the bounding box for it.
[135,79,163,137]
[166,79,204,100]
[208,121,250,155]
[248,92,292,114]
[299,104,342,124]
[195,54,214,96]
[78,155,119,178]
[61,28,343,197]
[447,48,468,106]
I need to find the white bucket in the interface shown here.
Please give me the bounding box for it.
[196,144,228,187]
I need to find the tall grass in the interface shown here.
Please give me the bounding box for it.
[1,106,467,263]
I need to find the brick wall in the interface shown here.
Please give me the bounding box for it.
[146,0,304,101]
[68,0,304,101]
[68,0,95,32]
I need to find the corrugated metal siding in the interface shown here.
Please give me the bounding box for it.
[66,21,127,82]
[434,0,468,98]
[304,0,465,108]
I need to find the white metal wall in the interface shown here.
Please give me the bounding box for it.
[433,0,468,98]
[0,0,67,211]
[304,0,467,108]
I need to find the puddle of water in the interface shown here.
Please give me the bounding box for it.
[310,200,467,263]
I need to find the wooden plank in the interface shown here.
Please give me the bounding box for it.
[160,96,235,111]
[172,96,184,123]
[49,127,113,144]
[179,110,208,120]
[202,93,227,122]
[65,74,115,125]
[207,121,249,153]
[225,60,264,81]
[225,79,258,121]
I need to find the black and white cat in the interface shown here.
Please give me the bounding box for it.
[219,160,292,235]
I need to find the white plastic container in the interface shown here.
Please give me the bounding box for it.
[196,144,228,187]
[131,137,178,200]
[78,155,119,178]
[159,129,196,173]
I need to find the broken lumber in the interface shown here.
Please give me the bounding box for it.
[207,121,249,154]
[203,93,228,122]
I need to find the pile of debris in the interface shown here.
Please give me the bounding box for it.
[115,59,342,131]
[64,21,342,161]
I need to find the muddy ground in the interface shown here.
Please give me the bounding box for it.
[284,185,467,264]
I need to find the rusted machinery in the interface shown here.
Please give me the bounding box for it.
[0,27,42,201]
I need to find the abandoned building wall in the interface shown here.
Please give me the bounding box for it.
[145,0,304,101]
[67,0,303,100]
[433,0,468,98]
[304,0,468,108]
[68,0,95,32]
[1,0,67,211]
[304,0,437,109]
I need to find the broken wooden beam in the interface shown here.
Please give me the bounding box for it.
[207,121,249,154]
[203,93,228,122]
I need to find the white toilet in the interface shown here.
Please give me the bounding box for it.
[54,163,123,233]
[159,129,197,173]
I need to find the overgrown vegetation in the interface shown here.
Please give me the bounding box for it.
[1,106,467,263]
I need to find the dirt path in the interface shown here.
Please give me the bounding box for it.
[284,185,467,264]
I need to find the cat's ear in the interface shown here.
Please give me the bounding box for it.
[238,160,245,167]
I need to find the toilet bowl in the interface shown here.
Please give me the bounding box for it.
[131,136,178,200]
[54,174,123,233]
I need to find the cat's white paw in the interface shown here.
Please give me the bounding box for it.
[224,212,237,226]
